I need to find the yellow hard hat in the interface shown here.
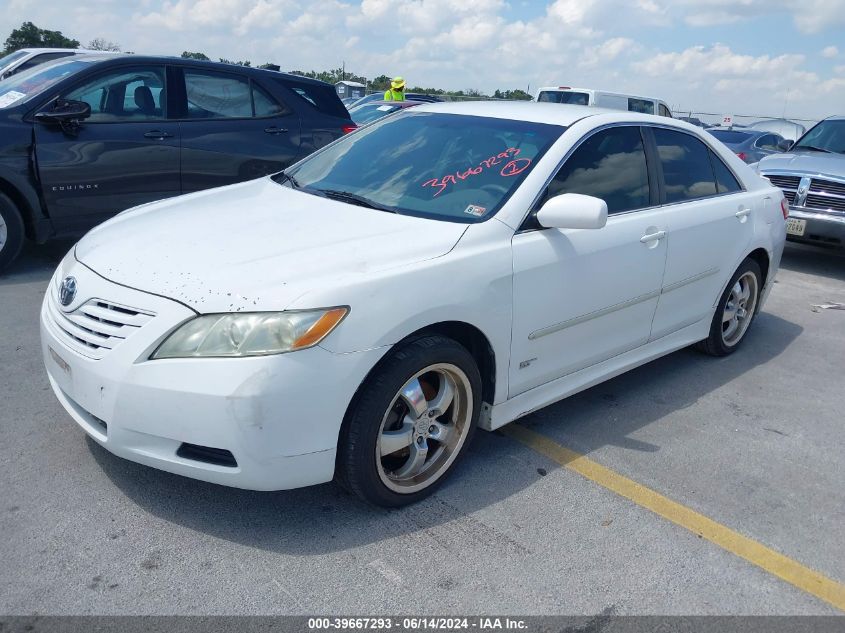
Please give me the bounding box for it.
[390,76,406,90]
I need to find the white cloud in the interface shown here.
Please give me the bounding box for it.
[633,43,845,119]
[822,46,839,59]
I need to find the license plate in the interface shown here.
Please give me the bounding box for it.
[786,218,806,236]
[49,346,71,376]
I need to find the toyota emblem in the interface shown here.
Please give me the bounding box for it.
[59,276,77,307]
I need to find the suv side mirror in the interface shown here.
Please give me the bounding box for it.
[777,139,794,152]
[34,99,91,125]
[536,193,608,230]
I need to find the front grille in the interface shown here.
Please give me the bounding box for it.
[810,178,845,197]
[766,175,801,190]
[762,171,845,216]
[805,194,845,213]
[47,287,155,360]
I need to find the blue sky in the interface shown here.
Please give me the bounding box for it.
[3,0,844,121]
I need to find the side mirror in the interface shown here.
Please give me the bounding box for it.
[34,99,91,125]
[777,139,794,152]
[536,193,608,230]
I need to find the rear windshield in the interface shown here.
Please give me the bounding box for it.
[709,130,752,143]
[537,90,589,106]
[349,103,402,125]
[278,112,564,223]
[0,58,93,109]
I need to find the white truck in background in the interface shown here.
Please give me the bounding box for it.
[535,86,673,118]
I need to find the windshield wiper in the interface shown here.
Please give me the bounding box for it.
[794,145,832,153]
[317,189,399,213]
[274,171,301,188]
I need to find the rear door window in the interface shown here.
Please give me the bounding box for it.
[653,128,718,202]
[183,69,252,119]
[709,150,742,194]
[546,125,651,214]
[755,134,780,151]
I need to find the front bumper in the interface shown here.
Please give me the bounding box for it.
[40,257,387,491]
[786,208,845,247]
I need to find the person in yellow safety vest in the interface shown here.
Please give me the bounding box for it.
[383,77,406,101]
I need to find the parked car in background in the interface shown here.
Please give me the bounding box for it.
[0,54,354,270]
[757,116,845,248]
[347,99,423,126]
[535,86,672,117]
[748,118,806,142]
[347,92,443,109]
[41,102,784,506]
[0,48,113,80]
[679,116,710,129]
[707,127,786,163]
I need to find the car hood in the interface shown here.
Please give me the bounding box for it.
[75,178,468,313]
[757,150,845,177]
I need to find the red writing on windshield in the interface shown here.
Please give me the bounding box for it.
[422,147,532,197]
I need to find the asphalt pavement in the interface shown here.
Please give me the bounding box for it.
[1,239,843,615]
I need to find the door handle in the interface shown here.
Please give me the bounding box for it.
[144,130,173,139]
[264,126,288,135]
[640,230,666,243]
[735,207,752,218]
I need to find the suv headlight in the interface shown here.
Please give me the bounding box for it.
[151,308,348,359]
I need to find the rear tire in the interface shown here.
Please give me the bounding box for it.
[336,335,482,507]
[696,258,762,357]
[0,193,25,273]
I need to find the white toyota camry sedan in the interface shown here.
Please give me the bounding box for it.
[41,102,787,506]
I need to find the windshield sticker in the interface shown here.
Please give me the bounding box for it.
[377,105,394,111]
[0,90,26,108]
[422,147,532,197]
[464,205,487,217]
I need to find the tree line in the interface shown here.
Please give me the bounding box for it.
[3,22,532,100]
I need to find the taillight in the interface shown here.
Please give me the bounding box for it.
[780,197,789,219]
[341,124,357,134]
[736,152,748,162]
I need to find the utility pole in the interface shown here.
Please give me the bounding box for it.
[342,60,345,82]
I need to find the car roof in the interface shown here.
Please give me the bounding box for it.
[68,54,333,86]
[17,48,112,55]
[410,100,637,126]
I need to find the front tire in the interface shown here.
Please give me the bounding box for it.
[0,193,25,273]
[336,335,482,507]
[696,258,762,357]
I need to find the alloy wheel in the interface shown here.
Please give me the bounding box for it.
[375,363,473,494]
[721,271,759,346]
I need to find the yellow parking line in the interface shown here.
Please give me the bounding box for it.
[501,424,845,612]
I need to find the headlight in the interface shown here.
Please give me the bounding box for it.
[151,307,348,359]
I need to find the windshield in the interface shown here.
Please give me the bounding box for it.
[538,90,589,106]
[709,130,752,144]
[349,103,403,125]
[0,50,28,74]
[0,58,93,109]
[793,120,845,154]
[277,111,564,222]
